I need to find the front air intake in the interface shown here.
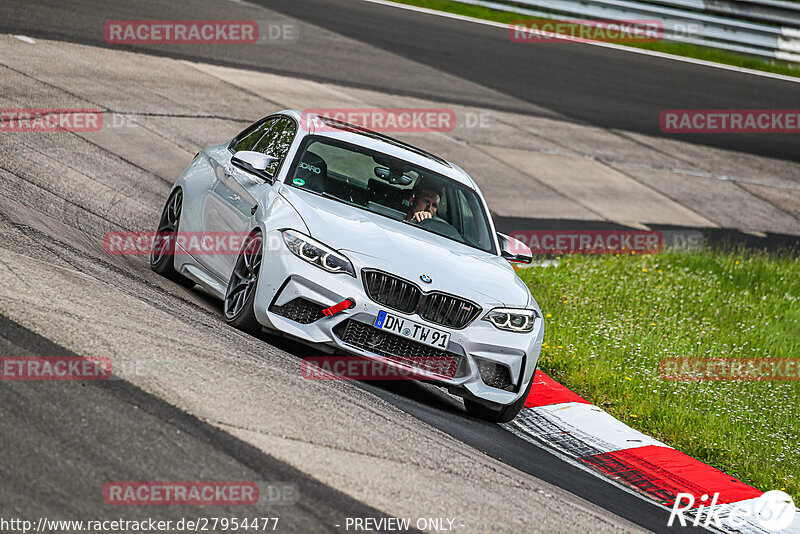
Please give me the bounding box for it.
[270,298,325,324]
[333,319,468,379]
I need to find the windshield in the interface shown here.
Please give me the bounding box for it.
[286,136,495,253]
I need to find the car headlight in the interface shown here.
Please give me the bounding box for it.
[282,230,355,277]
[483,308,538,333]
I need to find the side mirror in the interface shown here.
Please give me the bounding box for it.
[498,233,533,264]
[232,150,280,180]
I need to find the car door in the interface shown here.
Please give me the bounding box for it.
[201,116,297,281]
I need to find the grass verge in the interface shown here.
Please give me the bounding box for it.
[388,0,800,78]
[516,249,800,502]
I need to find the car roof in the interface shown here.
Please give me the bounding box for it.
[279,110,478,189]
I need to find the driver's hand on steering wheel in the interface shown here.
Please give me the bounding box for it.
[410,211,433,223]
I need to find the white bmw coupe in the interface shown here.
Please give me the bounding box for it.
[151,111,543,422]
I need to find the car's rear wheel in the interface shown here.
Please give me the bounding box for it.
[463,372,535,423]
[223,230,263,335]
[150,188,194,288]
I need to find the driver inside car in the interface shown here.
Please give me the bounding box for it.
[405,184,443,223]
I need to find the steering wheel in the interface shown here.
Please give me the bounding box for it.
[416,217,464,242]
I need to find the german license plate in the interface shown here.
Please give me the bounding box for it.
[373,310,450,350]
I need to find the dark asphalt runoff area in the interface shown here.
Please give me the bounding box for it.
[0,315,407,533]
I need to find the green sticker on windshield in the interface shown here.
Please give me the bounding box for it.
[292,178,306,186]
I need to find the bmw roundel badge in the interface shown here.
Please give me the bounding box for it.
[420,274,432,284]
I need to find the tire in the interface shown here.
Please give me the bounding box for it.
[150,188,195,288]
[464,371,535,423]
[223,230,263,335]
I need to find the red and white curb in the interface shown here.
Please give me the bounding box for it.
[502,372,800,533]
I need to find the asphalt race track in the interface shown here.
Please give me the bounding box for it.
[0,0,797,161]
[0,0,797,532]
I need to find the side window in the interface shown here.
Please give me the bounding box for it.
[253,118,297,175]
[232,118,276,153]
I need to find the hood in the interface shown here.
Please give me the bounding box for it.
[280,186,531,308]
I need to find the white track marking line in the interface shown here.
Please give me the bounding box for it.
[355,0,800,84]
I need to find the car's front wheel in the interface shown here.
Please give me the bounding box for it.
[223,230,263,335]
[150,188,194,288]
[463,373,534,423]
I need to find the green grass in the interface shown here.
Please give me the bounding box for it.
[390,0,800,78]
[516,249,800,502]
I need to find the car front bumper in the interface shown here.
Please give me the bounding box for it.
[252,231,544,406]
